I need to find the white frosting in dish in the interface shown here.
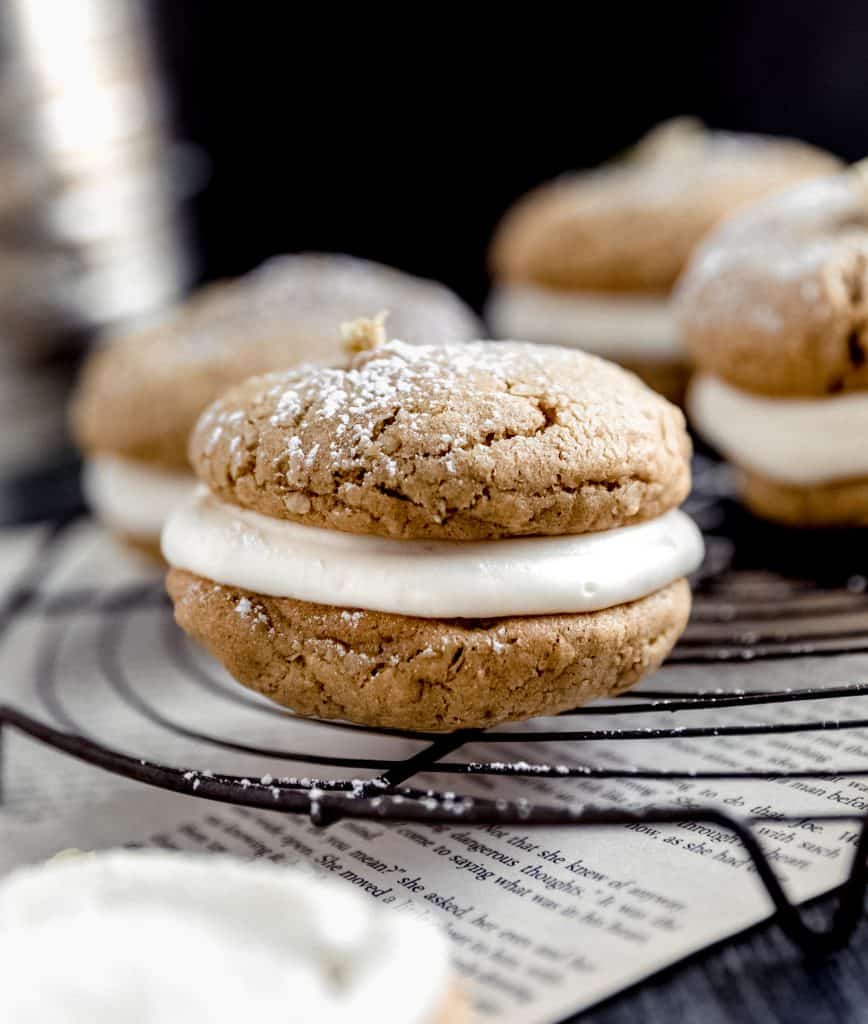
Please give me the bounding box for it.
[487,283,682,359]
[83,456,196,539]
[0,850,450,1024]
[162,488,704,618]
[689,374,868,486]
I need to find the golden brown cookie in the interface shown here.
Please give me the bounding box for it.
[491,120,841,293]
[164,329,700,730]
[677,172,868,398]
[681,167,868,528]
[190,338,691,540]
[168,569,691,732]
[73,253,482,471]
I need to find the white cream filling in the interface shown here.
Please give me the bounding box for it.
[83,456,196,540]
[0,850,450,1024]
[689,374,868,486]
[162,488,703,618]
[487,283,683,360]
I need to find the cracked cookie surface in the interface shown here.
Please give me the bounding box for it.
[190,339,691,540]
[168,570,691,731]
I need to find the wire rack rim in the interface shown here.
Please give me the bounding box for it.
[2,703,867,826]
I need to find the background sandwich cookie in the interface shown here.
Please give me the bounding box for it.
[0,850,465,1024]
[488,118,840,403]
[679,167,868,526]
[164,322,702,731]
[71,253,481,559]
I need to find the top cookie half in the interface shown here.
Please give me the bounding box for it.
[490,121,840,293]
[71,254,481,471]
[190,337,691,540]
[676,170,868,397]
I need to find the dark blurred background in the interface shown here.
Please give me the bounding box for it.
[151,1,868,308]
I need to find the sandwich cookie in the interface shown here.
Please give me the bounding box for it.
[679,166,868,526]
[0,850,465,1023]
[488,118,840,402]
[72,253,481,558]
[163,319,703,731]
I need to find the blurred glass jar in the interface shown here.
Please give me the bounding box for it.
[0,0,196,521]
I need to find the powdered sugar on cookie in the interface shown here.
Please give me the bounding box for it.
[189,339,691,540]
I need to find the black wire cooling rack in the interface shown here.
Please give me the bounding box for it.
[2,454,868,956]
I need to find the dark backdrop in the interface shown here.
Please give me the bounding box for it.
[151,2,868,308]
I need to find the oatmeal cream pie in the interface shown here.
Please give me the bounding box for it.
[488,118,840,402]
[678,165,868,527]
[71,253,480,558]
[163,319,703,731]
[0,849,466,1023]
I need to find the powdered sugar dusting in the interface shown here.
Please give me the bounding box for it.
[250,340,588,482]
[234,595,271,630]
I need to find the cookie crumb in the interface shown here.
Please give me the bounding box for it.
[341,311,389,355]
[630,116,706,164]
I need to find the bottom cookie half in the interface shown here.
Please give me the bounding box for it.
[167,570,691,731]
[741,471,868,528]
